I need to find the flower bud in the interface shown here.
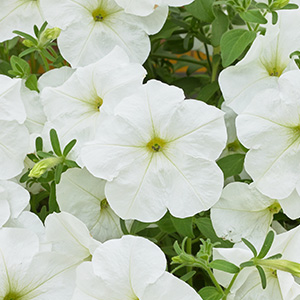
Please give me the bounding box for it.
[29,157,63,178]
[38,27,61,47]
[258,259,300,277]
[273,0,290,8]
[23,39,35,48]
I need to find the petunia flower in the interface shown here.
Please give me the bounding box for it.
[236,70,300,201]
[0,227,79,299]
[219,6,300,114]
[40,0,168,66]
[81,80,226,222]
[72,235,202,300]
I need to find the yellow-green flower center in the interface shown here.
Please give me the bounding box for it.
[92,8,107,22]
[100,199,109,210]
[4,292,19,300]
[95,96,103,110]
[268,202,281,214]
[146,137,166,152]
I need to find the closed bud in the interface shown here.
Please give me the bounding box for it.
[273,0,290,8]
[258,259,300,277]
[23,39,35,48]
[29,157,63,178]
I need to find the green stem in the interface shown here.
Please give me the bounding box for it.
[186,238,193,286]
[39,52,50,71]
[151,53,207,67]
[203,43,212,73]
[246,22,252,31]
[223,272,240,299]
[206,267,225,295]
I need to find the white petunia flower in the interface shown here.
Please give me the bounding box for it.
[214,226,300,300]
[236,70,300,200]
[0,0,44,42]
[41,47,146,161]
[72,235,202,300]
[219,7,300,114]
[114,0,194,17]
[81,80,226,222]
[56,168,128,243]
[0,227,79,300]
[0,180,29,227]
[45,212,101,261]
[40,0,167,66]
[211,182,281,246]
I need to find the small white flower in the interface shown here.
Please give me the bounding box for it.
[81,80,226,222]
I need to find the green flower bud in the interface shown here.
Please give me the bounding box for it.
[273,0,290,8]
[29,157,63,178]
[172,253,196,265]
[23,39,35,48]
[258,259,300,277]
[43,27,61,40]
[38,27,61,48]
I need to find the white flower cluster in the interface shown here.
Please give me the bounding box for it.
[1,0,300,299]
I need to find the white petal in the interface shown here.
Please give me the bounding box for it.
[166,100,227,160]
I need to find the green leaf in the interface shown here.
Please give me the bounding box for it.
[63,139,77,157]
[198,81,220,102]
[25,74,39,92]
[54,163,63,184]
[171,215,194,238]
[280,3,298,9]
[64,159,80,168]
[49,181,59,213]
[129,220,150,234]
[240,10,268,24]
[36,151,54,159]
[217,153,245,179]
[19,48,36,58]
[27,153,39,163]
[19,171,30,183]
[185,0,215,23]
[35,137,43,152]
[209,259,240,273]
[180,271,196,282]
[211,8,229,47]
[241,238,257,257]
[50,129,62,156]
[256,265,267,289]
[13,30,37,45]
[271,11,278,24]
[240,260,255,268]
[10,55,31,78]
[257,231,275,259]
[266,253,282,260]
[156,212,177,234]
[120,219,129,235]
[199,286,223,300]
[0,60,12,76]
[220,29,256,67]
